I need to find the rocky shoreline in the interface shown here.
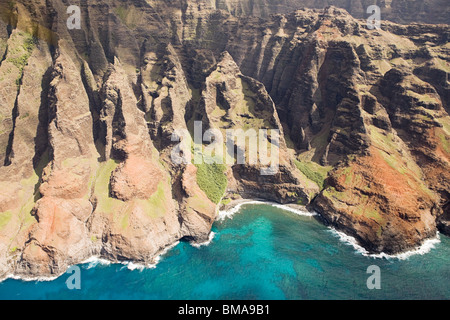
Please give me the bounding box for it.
[1,197,443,283]
[219,197,442,257]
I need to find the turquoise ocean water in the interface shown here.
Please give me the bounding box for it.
[0,203,449,299]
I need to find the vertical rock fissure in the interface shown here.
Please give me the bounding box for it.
[80,61,102,156]
[0,43,8,67]
[32,66,52,169]
[3,86,21,166]
[111,89,126,161]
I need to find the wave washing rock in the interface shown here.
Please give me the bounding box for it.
[0,0,448,279]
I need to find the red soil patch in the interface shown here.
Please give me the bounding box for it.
[111,155,163,201]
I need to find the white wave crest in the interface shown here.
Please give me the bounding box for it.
[119,261,151,271]
[191,232,216,248]
[82,256,111,269]
[270,203,317,217]
[2,273,59,282]
[217,200,315,221]
[121,240,181,271]
[329,228,441,260]
[1,257,109,282]
[216,200,263,221]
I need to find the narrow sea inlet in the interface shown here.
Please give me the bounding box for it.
[1,203,449,299]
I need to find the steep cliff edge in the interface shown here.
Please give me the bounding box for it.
[0,1,448,279]
[152,0,450,24]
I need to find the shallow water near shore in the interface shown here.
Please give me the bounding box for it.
[1,203,449,299]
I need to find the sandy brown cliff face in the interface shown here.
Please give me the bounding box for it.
[154,0,450,24]
[0,0,448,278]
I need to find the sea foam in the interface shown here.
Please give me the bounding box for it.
[270,203,317,217]
[190,231,216,248]
[82,256,111,269]
[329,228,441,260]
[216,200,263,221]
[2,273,59,283]
[120,240,181,271]
[217,200,315,221]
[218,200,440,260]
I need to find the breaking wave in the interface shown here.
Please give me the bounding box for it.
[329,228,441,260]
[216,199,315,221]
[190,232,216,248]
[121,241,181,271]
[2,273,59,283]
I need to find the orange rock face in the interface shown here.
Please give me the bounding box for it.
[110,155,163,201]
[315,145,438,254]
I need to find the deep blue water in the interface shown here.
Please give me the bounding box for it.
[0,203,449,299]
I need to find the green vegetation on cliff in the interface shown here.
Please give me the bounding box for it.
[6,32,35,86]
[0,211,12,229]
[93,159,121,213]
[195,162,227,204]
[294,160,329,189]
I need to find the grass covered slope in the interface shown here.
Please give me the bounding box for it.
[195,162,227,204]
[294,160,330,189]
